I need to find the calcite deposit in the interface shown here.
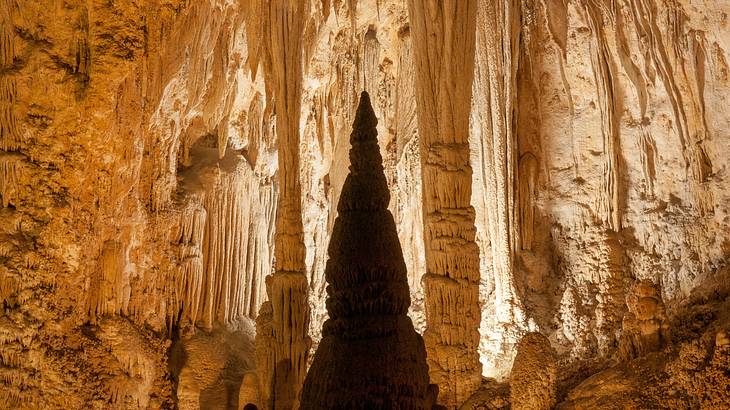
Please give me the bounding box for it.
[1,0,729,409]
[509,332,558,410]
[617,279,671,361]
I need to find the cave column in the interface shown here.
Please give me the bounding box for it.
[406,1,483,407]
[254,1,311,409]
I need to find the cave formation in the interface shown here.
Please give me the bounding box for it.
[1,0,730,409]
[300,91,433,409]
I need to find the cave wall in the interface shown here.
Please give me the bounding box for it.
[1,0,729,408]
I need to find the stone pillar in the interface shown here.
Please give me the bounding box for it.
[253,1,311,409]
[406,1,483,407]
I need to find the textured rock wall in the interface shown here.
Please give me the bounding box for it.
[1,0,729,408]
[1,0,275,407]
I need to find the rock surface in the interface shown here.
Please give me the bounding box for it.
[0,0,729,408]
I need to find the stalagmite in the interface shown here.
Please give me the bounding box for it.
[617,279,671,362]
[509,332,557,410]
[253,1,311,408]
[406,1,483,406]
[300,92,433,410]
[238,372,262,410]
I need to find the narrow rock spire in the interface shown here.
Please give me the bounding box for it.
[300,92,433,409]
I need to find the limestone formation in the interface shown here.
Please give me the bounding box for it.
[300,92,431,410]
[509,332,558,410]
[3,0,730,408]
[253,1,312,408]
[407,1,483,406]
[470,0,529,374]
[617,279,671,361]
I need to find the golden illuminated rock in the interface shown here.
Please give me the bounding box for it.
[1,0,730,408]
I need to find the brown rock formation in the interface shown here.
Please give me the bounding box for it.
[617,279,671,362]
[509,332,558,410]
[406,1,483,406]
[300,92,431,409]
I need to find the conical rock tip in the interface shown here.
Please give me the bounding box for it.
[352,91,378,143]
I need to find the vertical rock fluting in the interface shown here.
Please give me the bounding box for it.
[0,0,22,208]
[169,146,276,331]
[470,0,529,374]
[254,1,311,408]
[300,92,432,410]
[407,1,483,406]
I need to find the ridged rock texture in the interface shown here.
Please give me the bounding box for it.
[251,1,311,409]
[406,1,484,406]
[1,0,730,409]
[300,92,432,410]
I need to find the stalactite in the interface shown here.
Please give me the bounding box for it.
[171,203,206,328]
[518,152,537,251]
[584,3,623,232]
[361,26,380,96]
[87,241,131,324]
[301,92,433,410]
[407,1,482,407]
[470,0,530,377]
[0,0,22,208]
[627,0,714,215]
[170,149,276,331]
[0,150,22,207]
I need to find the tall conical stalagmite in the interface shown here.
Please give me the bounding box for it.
[300,92,432,409]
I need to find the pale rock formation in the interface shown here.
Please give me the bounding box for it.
[509,332,558,410]
[171,318,256,410]
[470,0,530,376]
[617,279,671,361]
[558,296,730,409]
[407,1,483,406]
[251,1,312,409]
[300,92,431,409]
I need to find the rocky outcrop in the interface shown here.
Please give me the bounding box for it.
[509,333,558,410]
[407,1,483,406]
[300,92,431,409]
